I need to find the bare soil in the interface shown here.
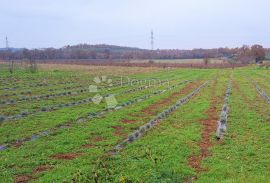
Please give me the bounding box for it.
[14,175,33,183]
[142,82,202,115]
[111,126,126,137]
[33,165,53,174]
[121,119,137,124]
[51,153,83,160]
[188,79,222,174]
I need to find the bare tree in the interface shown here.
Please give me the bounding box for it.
[23,49,38,73]
[203,54,209,66]
[250,44,265,63]
[8,60,14,73]
[5,50,15,74]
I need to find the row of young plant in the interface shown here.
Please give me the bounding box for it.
[0,80,194,151]
[0,83,84,98]
[251,71,270,83]
[0,79,170,105]
[98,78,171,90]
[252,80,270,104]
[0,77,20,82]
[0,80,76,91]
[0,77,157,100]
[113,81,209,151]
[0,86,87,105]
[0,78,29,87]
[0,79,182,122]
[87,80,193,119]
[216,80,232,140]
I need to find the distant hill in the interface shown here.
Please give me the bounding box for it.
[0,48,24,52]
[62,44,145,52]
[0,44,269,62]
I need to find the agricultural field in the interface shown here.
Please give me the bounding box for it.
[129,59,225,64]
[0,63,269,183]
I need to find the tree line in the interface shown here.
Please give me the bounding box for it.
[0,44,267,63]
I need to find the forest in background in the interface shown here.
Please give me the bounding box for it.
[0,44,269,64]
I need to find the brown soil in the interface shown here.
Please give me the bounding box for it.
[141,82,202,115]
[51,153,83,160]
[188,79,222,174]
[17,165,52,182]
[92,137,105,142]
[82,144,95,148]
[120,82,201,127]
[111,126,126,137]
[13,141,23,148]
[14,175,32,183]
[121,119,137,124]
[33,165,52,174]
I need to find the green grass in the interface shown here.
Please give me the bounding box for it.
[0,65,269,183]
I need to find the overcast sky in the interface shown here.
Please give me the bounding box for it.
[0,0,270,49]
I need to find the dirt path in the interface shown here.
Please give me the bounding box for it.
[120,81,203,125]
[188,78,223,176]
[141,81,203,115]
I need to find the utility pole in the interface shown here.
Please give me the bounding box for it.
[5,36,14,73]
[149,30,154,64]
[5,36,9,50]
[151,30,154,51]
